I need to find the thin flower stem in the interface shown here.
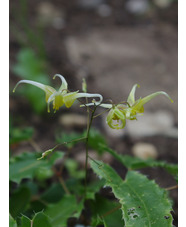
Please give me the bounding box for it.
[52,137,87,151]
[93,108,111,119]
[77,98,94,112]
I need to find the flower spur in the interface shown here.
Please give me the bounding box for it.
[86,84,173,129]
[13,74,103,112]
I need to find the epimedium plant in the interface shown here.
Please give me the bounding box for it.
[10,74,177,227]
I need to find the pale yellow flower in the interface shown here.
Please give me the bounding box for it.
[13,74,103,112]
[92,84,173,129]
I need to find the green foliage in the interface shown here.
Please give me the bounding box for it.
[32,212,52,227]
[41,183,65,203]
[45,195,83,227]
[100,144,178,180]
[9,151,64,183]
[90,160,173,227]
[19,212,52,227]
[9,215,17,227]
[20,215,30,227]
[9,125,34,145]
[85,179,106,200]
[12,48,50,113]
[90,194,124,227]
[10,187,31,219]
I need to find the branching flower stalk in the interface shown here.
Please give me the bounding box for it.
[13,74,174,202]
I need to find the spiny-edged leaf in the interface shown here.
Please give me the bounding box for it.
[45,195,83,227]
[32,212,52,227]
[20,212,52,227]
[90,160,173,227]
[90,194,124,227]
[10,187,31,219]
[100,144,178,180]
[9,214,17,227]
[9,151,64,183]
[20,215,30,227]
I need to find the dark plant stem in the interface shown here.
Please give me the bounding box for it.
[84,105,97,198]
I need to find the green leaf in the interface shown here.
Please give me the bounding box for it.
[90,194,124,227]
[32,212,52,227]
[90,160,173,227]
[86,179,106,200]
[100,144,178,180]
[10,187,31,219]
[20,212,52,227]
[12,48,51,113]
[9,151,64,183]
[41,183,65,203]
[20,215,31,227]
[45,195,83,227]
[9,214,17,227]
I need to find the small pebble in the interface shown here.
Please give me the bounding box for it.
[59,113,87,128]
[132,142,158,160]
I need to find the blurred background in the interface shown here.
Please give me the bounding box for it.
[9,0,178,224]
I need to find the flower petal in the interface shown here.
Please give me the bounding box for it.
[114,108,125,120]
[13,79,56,102]
[98,103,113,109]
[78,93,103,107]
[47,92,64,112]
[132,91,173,113]
[107,109,115,124]
[63,91,79,108]
[127,84,140,106]
[53,74,68,92]
[106,108,126,129]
